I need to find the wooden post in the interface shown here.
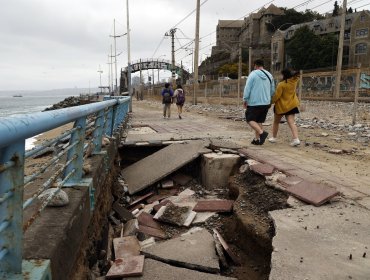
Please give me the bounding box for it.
[352,63,361,125]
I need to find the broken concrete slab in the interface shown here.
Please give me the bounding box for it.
[113,236,140,259]
[192,212,216,225]
[139,237,156,250]
[209,138,242,151]
[129,192,155,207]
[277,176,303,188]
[161,179,174,189]
[172,173,193,186]
[138,225,166,239]
[193,200,234,213]
[153,199,173,212]
[213,229,241,265]
[154,204,196,227]
[123,219,139,237]
[130,259,236,280]
[113,201,134,222]
[285,180,339,206]
[106,256,144,278]
[122,140,209,194]
[201,153,240,190]
[141,228,220,273]
[269,203,370,279]
[137,212,162,230]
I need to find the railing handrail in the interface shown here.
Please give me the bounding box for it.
[0,99,121,149]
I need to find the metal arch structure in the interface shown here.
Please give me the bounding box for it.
[120,59,191,92]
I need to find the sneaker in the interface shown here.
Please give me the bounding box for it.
[259,131,269,145]
[268,137,277,143]
[251,139,260,145]
[290,139,301,146]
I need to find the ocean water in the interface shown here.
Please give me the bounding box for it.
[0,89,82,149]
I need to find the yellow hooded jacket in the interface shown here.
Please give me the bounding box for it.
[272,76,300,115]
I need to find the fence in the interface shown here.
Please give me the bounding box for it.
[0,96,130,279]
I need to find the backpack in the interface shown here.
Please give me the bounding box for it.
[176,89,185,104]
[163,89,172,104]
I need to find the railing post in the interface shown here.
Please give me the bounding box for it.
[64,117,86,185]
[112,104,119,133]
[105,107,114,137]
[0,141,25,274]
[93,110,105,154]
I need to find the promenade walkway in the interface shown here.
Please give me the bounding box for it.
[127,100,370,279]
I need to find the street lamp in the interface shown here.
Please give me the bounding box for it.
[97,65,103,93]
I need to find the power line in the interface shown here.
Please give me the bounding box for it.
[151,36,166,58]
[310,0,333,10]
[354,2,370,9]
[172,0,209,29]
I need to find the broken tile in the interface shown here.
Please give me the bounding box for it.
[161,179,174,189]
[146,194,171,204]
[154,204,196,227]
[139,237,156,249]
[213,229,241,265]
[286,181,339,206]
[123,219,139,237]
[250,163,275,176]
[153,200,174,212]
[113,201,134,222]
[193,200,234,213]
[192,212,216,225]
[142,201,160,214]
[178,188,196,197]
[137,212,162,230]
[172,173,193,186]
[138,225,166,239]
[113,236,140,259]
[129,192,155,207]
[106,256,144,278]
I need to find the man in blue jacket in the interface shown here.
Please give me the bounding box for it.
[161,82,174,118]
[243,59,275,145]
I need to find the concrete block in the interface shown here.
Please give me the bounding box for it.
[201,153,240,190]
[193,200,234,213]
[138,225,166,239]
[137,212,162,230]
[113,236,140,259]
[106,256,144,278]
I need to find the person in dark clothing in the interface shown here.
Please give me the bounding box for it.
[161,83,174,118]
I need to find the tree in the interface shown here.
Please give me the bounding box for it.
[285,26,339,70]
[333,1,340,17]
[218,63,248,79]
[348,7,353,14]
[268,8,324,32]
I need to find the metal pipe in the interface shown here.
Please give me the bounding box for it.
[0,220,10,233]
[25,127,78,159]
[0,248,8,260]
[0,191,13,204]
[0,99,124,149]
[0,161,15,173]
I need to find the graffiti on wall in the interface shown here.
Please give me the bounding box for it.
[360,73,370,89]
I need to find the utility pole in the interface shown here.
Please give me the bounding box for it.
[98,65,103,93]
[107,54,112,93]
[114,19,118,93]
[237,43,242,107]
[193,0,200,105]
[110,45,114,94]
[334,0,347,99]
[126,0,132,111]
[165,28,177,87]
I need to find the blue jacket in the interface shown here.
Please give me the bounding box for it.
[243,69,275,106]
[161,88,174,96]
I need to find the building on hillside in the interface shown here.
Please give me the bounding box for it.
[212,20,244,56]
[271,10,370,77]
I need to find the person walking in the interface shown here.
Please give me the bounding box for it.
[161,82,173,118]
[173,85,186,119]
[243,59,275,145]
[269,69,301,146]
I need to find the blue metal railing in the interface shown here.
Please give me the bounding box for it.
[0,96,130,277]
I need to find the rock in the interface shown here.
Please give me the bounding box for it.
[321,133,329,137]
[38,188,69,207]
[328,149,343,154]
[102,137,110,146]
[83,163,92,175]
[239,164,249,174]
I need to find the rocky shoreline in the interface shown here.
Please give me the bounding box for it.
[43,96,80,111]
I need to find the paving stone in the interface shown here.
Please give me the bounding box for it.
[130,259,236,280]
[213,229,241,265]
[141,228,220,273]
[172,173,193,185]
[137,212,162,230]
[106,255,144,278]
[250,163,275,176]
[138,225,166,239]
[286,180,339,206]
[122,140,208,194]
[193,200,234,213]
[277,176,303,188]
[113,201,134,222]
[113,236,140,259]
[192,212,216,225]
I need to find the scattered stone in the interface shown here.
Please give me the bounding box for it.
[213,229,241,265]
[38,188,69,207]
[139,237,156,249]
[328,149,343,154]
[154,204,196,227]
[137,212,162,230]
[123,219,139,237]
[161,179,174,189]
[129,192,155,208]
[239,164,249,174]
[193,200,234,213]
[172,173,193,186]
[138,225,166,239]
[113,201,135,222]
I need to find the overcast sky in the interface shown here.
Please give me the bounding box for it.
[0,0,367,91]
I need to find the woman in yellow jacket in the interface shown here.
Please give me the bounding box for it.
[269,69,301,146]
